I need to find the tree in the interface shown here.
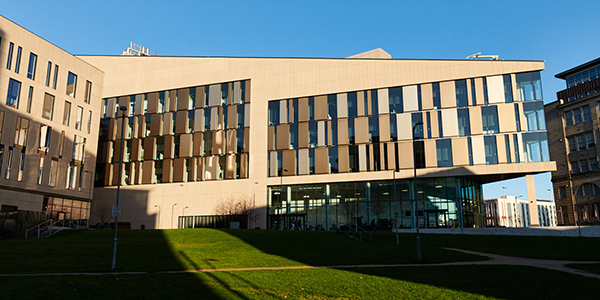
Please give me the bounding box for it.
[340,198,356,228]
[94,203,112,224]
[370,198,386,228]
[213,195,261,228]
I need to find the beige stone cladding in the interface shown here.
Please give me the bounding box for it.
[80,55,555,229]
[0,15,104,217]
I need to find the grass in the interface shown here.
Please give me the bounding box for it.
[1,229,599,299]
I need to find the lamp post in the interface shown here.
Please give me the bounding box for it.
[502,187,507,227]
[280,169,288,231]
[393,169,399,245]
[354,180,358,232]
[154,205,161,229]
[111,105,127,271]
[171,203,178,229]
[412,121,423,262]
[568,178,582,237]
[84,170,93,229]
[182,206,189,228]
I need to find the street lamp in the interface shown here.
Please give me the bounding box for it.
[412,121,423,262]
[393,169,399,245]
[280,169,288,231]
[182,206,189,228]
[84,170,93,229]
[111,105,127,271]
[154,205,161,229]
[171,203,178,229]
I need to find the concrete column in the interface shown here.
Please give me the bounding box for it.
[526,175,539,226]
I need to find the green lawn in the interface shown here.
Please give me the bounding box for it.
[1,229,599,299]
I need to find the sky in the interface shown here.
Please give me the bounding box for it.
[2,0,599,201]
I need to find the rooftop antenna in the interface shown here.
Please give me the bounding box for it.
[122,42,151,56]
[466,52,500,60]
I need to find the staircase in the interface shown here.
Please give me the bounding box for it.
[25,219,77,239]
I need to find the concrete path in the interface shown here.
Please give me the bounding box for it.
[396,225,600,237]
[1,248,599,279]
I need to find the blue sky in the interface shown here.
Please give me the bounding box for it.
[3,0,599,200]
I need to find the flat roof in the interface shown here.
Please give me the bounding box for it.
[555,57,600,79]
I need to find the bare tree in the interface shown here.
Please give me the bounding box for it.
[340,198,356,227]
[214,195,261,227]
[94,203,112,224]
[370,198,386,227]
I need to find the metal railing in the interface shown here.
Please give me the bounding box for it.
[25,219,53,239]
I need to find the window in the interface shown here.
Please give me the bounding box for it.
[268,101,280,126]
[523,101,545,131]
[516,71,543,101]
[27,53,37,80]
[587,132,595,149]
[455,79,468,107]
[573,107,582,124]
[45,62,52,86]
[27,86,33,113]
[37,156,44,185]
[63,101,71,126]
[484,136,498,165]
[84,81,92,104]
[348,92,358,118]
[49,159,58,187]
[15,46,22,73]
[482,105,499,134]
[569,132,595,151]
[568,136,577,152]
[522,132,549,162]
[575,183,600,197]
[457,108,470,136]
[221,83,228,105]
[412,113,423,139]
[6,78,21,107]
[75,106,83,130]
[432,82,441,109]
[564,110,573,126]
[470,78,477,106]
[87,110,92,133]
[503,74,513,103]
[559,186,567,199]
[52,65,59,89]
[5,147,14,179]
[6,42,14,70]
[389,87,403,113]
[328,94,337,120]
[583,105,591,122]
[436,139,453,167]
[42,93,55,120]
[66,72,77,97]
[39,125,52,150]
[369,116,379,143]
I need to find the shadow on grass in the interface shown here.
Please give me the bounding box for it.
[218,229,600,299]
[0,230,225,298]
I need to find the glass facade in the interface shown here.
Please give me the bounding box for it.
[267,178,484,230]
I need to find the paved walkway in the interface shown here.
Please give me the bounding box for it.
[1,248,598,279]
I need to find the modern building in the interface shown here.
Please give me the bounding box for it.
[0,14,556,231]
[546,57,600,225]
[0,16,103,222]
[484,196,557,227]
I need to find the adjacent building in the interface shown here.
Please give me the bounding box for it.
[546,57,600,225]
[0,14,556,231]
[0,16,104,221]
[484,196,557,227]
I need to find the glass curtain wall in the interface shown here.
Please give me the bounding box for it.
[267,177,483,230]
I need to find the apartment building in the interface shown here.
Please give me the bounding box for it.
[546,57,600,225]
[485,196,557,227]
[0,16,104,221]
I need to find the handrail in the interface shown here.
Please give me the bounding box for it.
[355,225,372,242]
[25,219,53,239]
[339,223,372,242]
